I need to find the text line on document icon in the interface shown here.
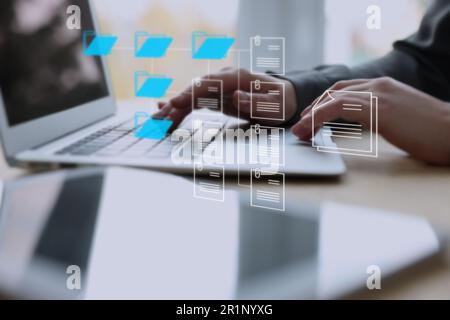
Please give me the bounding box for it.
[192,79,223,114]
[250,80,285,121]
[250,169,285,211]
[312,90,378,158]
[194,163,225,202]
[250,36,285,76]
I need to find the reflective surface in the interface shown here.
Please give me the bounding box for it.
[0,168,442,299]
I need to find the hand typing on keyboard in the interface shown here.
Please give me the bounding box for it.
[153,68,297,129]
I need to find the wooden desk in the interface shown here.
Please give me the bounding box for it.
[1,129,449,299]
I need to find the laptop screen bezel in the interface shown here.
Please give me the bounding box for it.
[0,0,116,163]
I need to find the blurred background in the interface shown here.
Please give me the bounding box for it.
[93,0,431,101]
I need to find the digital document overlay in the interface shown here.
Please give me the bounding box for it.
[312,90,378,158]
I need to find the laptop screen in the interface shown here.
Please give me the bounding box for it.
[0,0,109,127]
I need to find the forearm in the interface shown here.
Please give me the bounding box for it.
[284,49,450,125]
[283,0,450,125]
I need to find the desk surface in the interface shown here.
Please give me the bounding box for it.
[1,120,449,299]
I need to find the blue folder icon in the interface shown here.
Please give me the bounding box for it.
[134,112,173,140]
[134,32,173,58]
[83,31,118,56]
[192,32,234,60]
[134,71,173,98]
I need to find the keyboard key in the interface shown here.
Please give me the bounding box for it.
[121,139,161,157]
[55,125,127,156]
[55,116,229,159]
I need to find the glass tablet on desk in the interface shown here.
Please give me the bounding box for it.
[0,168,446,299]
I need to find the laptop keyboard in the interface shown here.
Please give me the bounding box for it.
[55,117,227,158]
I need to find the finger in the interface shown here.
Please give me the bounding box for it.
[166,93,238,129]
[153,90,240,128]
[157,101,166,109]
[328,79,371,91]
[303,91,336,117]
[168,69,242,111]
[235,90,251,115]
[313,97,369,127]
[304,94,328,116]
[300,105,313,117]
[167,89,192,111]
[236,91,283,117]
[220,91,241,118]
[220,66,234,72]
[152,70,242,127]
[203,90,251,119]
[302,79,372,117]
[294,81,374,139]
[302,81,374,119]
[207,69,243,92]
[165,106,192,129]
[292,96,368,140]
[153,102,173,118]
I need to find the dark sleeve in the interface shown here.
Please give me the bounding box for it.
[283,0,450,125]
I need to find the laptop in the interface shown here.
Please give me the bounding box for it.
[0,0,345,177]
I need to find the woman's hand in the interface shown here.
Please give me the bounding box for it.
[292,77,450,165]
[153,68,297,127]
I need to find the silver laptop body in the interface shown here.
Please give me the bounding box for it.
[0,0,345,177]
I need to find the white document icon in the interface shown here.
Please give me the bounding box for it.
[250,80,285,121]
[250,36,285,76]
[249,125,285,171]
[194,163,225,202]
[192,78,223,114]
[312,90,378,157]
[250,169,285,211]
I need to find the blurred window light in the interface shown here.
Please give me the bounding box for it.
[93,0,239,100]
[324,0,431,66]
